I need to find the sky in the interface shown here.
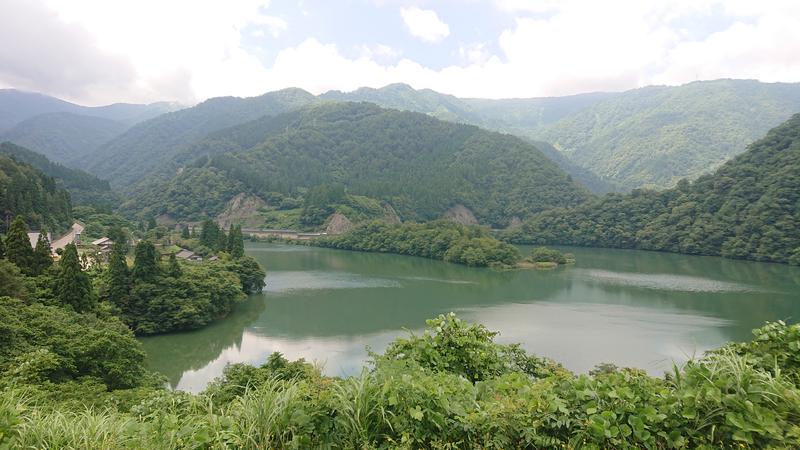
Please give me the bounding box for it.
[1,0,799,105]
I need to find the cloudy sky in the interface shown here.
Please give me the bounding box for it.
[1,0,799,105]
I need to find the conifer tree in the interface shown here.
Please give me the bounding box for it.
[227,224,245,258]
[181,225,190,239]
[199,219,219,248]
[0,234,6,259]
[166,253,183,277]
[56,243,94,312]
[5,216,33,273]
[108,242,130,306]
[132,240,160,282]
[216,227,228,252]
[31,229,53,275]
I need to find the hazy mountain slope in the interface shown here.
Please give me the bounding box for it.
[0,141,115,207]
[529,140,620,194]
[84,88,317,188]
[507,113,800,265]
[1,112,127,165]
[127,102,590,227]
[0,89,179,132]
[538,79,800,189]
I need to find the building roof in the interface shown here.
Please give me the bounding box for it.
[92,237,113,246]
[175,249,196,259]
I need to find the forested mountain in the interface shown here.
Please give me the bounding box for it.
[126,102,590,227]
[0,142,114,207]
[1,112,127,165]
[323,80,800,191]
[322,84,618,192]
[84,88,316,187]
[506,113,800,265]
[0,89,179,132]
[538,79,800,189]
[0,151,72,233]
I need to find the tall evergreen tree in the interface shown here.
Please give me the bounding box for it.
[181,225,190,239]
[0,233,6,259]
[56,243,94,312]
[132,240,160,282]
[5,216,33,274]
[227,225,245,258]
[31,229,53,275]
[215,227,228,252]
[166,253,183,278]
[108,242,130,306]
[199,219,219,248]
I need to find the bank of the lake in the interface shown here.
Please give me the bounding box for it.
[141,242,800,392]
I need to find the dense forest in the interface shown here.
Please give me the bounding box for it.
[506,114,800,265]
[0,141,116,208]
[0,154,72,233]
[2,310,800,448]
[127,102,589,227]
[318,220,521,267]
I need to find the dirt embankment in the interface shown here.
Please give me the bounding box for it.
[216,193,267,229]
[326,213,354,235]
[442,204,478,225]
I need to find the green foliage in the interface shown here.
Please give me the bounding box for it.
[54,243,94,313]
[377,313,559,383]
[318,220,521,267]
[0,154,72,234]
[5,317,800,448]
[131,240,160,282]
[226,224,244,258]
[0,260,26,298]
[4,216,33,274]
[204,352,319,405]
[509,114,800,265]
[0,141,116,208]
[165,253,182,278]
[126,102,589,227]
[0,297,147,389]
[107,242,130,307]
[529,246,567,264]
[221,256,266,294]
[31,230,53,275]
[117,261,246,335]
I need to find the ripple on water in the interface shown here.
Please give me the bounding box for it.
[579,269,760,293]
[265,270,401,293]
[398,276,477,285]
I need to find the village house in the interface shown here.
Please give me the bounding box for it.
[175,248,203,262]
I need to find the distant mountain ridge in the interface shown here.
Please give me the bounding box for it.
[0,89,181,132]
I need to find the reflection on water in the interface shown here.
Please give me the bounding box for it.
[141,243,800,392]
[578,269,761,293]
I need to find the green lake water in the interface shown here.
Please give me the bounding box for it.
[141,242,800,392]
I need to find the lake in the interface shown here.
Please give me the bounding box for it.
[141,242,800,392]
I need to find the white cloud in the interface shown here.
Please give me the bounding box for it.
[4,0,800,104]
[400,7,450,43]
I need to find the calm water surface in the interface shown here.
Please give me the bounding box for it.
[141,243,800,392]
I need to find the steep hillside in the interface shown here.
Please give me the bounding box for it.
[1,112,127,164]
[0,152,72,233]
[126,102,590,227]
[506,113,800,265]
[84,88,316,187]
[0,142,115,207]
[0,89,178,132]
[538,79,800,189]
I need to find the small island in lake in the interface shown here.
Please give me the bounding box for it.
[517,246,576,269]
